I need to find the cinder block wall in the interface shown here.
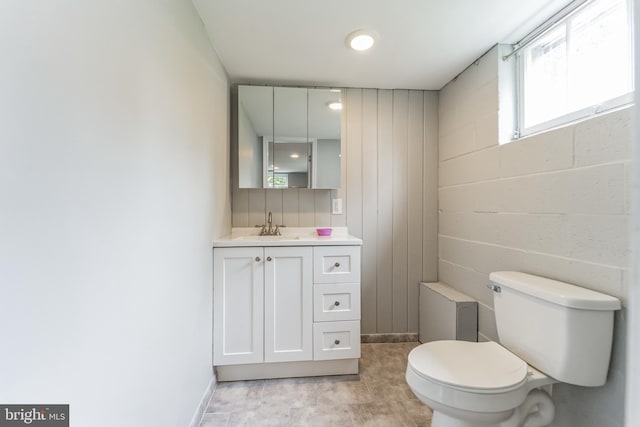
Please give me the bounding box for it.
[438,45,630,427]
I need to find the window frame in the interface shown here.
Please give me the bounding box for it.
[515,0,634,138]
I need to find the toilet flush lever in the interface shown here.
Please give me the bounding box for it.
[487,283,501,293]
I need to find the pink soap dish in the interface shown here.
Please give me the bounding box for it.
[316,228,332,236]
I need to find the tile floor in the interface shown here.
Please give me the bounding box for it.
[200,342,433,427]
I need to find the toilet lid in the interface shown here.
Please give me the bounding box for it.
[408,341,528,392]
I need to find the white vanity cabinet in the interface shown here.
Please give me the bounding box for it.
[213,247,264,365]
[264,246,313,363]
[312,246,361,361]
[212,230,362,381]
[213,246,312,366]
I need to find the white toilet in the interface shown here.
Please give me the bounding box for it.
[406,271,621,427]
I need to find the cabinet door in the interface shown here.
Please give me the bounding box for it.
[213,247,264,366]
[264,246,313,362]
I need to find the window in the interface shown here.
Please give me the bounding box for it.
[267,174,288,188]
[518,0,633,136]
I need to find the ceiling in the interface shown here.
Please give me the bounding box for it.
[193,0,574,90]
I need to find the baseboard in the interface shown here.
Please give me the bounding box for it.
[216,359,358,382]
[188,376,216,427]
[360,333,419,343]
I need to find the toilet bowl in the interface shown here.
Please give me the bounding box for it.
[405,271,621,427]
[406,340,555,427]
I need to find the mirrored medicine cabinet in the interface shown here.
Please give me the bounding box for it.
[237,85,342,189]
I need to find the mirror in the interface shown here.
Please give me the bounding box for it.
[271,87,308,188]
[308,88,341,189]
[237,85,342,189]
[238,86,272,188]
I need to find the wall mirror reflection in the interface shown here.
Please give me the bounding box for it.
[237,85,342,189]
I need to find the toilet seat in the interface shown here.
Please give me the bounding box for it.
[406,341,535,413]
[408,341,528,393]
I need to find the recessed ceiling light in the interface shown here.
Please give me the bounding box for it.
[290,153,300,158]
[328,102,343,111]
[346,30,376,51]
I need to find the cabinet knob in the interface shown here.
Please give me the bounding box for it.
[334,262,341,268]
[334,339,341,345]
[267,256,272,262]
[334,301,340,306]
[255,256,261,262]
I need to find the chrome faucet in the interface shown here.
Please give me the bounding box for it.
[255,211,284,236]
[267,211,273,235]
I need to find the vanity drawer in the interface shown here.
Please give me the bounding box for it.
[313,283,360,322]
[313,246,361,284]
[313,321,360,360]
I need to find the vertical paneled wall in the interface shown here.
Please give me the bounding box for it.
[231,88,439,334]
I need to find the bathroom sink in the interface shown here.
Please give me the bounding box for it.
[212,226,362,248]
[232,235,300,241]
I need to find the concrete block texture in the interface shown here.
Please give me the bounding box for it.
[475,111,499,150]
[439,123,475,161]
[494,164,626,214]
[437,259,494,307]
[625,161,632,214]
[458,79,498,127]
[441,212,629,267]
[437,43,631,427]
[439,212,504,244]
[500,126,574,177]
[439,147,499,186]
[438,236,625,301]
[574,107,632,167]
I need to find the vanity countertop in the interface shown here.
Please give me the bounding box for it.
[213,227,362,248]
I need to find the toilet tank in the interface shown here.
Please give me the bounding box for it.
[489,271,621,387]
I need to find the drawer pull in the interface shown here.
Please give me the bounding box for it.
[255,256,261,262]
[334,301,340,306]
[334,262,341,268]
[334,339,341,345]
[267,256,272,262]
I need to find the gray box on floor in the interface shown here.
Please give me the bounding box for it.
[419,282,478,343]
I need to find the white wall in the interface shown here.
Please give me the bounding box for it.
[439,45,630,427]
[231,89,439,334]
[0,1,230,427]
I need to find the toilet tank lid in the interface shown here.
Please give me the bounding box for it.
[489,271,621,311]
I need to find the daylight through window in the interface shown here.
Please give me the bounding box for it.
[518,0,633,136]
